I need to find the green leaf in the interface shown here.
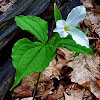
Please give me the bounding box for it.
[15,15,48,43]
[52,33,61,51]
[65,34,72,39]
[54,3,62,22]
[59,39,94,56]
[48,33,61,52]
[75,26,81,30]
[84,28,89,36]
[47,33,61,53]
[73,52,79,60]
[11,38,55,90]
[90,45,94,51]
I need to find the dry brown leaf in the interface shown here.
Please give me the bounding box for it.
[47,85,64,100]
[56,47,75,61]
[68,54,95,84]
[82,0,100,36]
[67,54,100,98]
[64,84,94,100]
[81,82,91,90]
[96,78,100,88]
[13,89,33,99]
[36,82,54,99]
[68,54,100,84]
[56,47,75,72]
[36,82,52,99]
[64,89,85,100]
[85,54,100,79]
[13,72,39,94]
[56,60,68,72]
[90,80,100,99]
[40,60,60,82]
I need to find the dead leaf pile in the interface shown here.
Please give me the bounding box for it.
[67,54,100,99]
[64,84,94,100]
[81,0,100,36]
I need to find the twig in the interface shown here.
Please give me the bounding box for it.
[32,72,41,100]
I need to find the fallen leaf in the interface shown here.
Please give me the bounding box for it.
[96,78,100,88]
[90,80,100,99]
[67,54,100,98]
[82,0,100,36]
[40,60,60,82]
[13,72,39,94]
[85,54,100,79]
[68,54,100,83]
[47,85,64,100]
[56,47,75,61]
[13,89,33,99]
[56,47,75,72]
[64,89,85,100]
[64,83,94,100]
[68,54,95,84]
[36,82,54,99]
[81,82,91,90]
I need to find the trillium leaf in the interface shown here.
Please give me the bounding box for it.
[15,16,48,43]
[47,33,61,53]
[65,34,72,39]
[54,3,62,22]
[11,38,55,90]
[73,52,79,60]
[53,3,62,49]
[59,39,94,56]
[84,28,89,36]
[75,26,81,30]
[48,33,61,52]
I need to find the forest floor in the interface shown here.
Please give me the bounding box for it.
[1,0,100,100]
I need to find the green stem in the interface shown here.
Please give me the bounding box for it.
[32,72,41,99]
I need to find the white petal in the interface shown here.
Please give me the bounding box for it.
[56,20,66,28]
[60,31,68,38]
[53,28,68,38]
[67,27,89,48]
[66,6,86,27]
[53,27,64,33]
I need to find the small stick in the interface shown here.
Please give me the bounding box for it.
[32,72,41,100]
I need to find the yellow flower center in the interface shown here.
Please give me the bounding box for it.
[64,25,69,31]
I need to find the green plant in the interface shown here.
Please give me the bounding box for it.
[11,4,94,90]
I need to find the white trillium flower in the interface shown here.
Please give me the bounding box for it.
[53,6,89,48]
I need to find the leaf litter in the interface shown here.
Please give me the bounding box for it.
[12,46,100,100]
[12,0,100,99]
[82,0,100,37]
[80,0,100,56]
